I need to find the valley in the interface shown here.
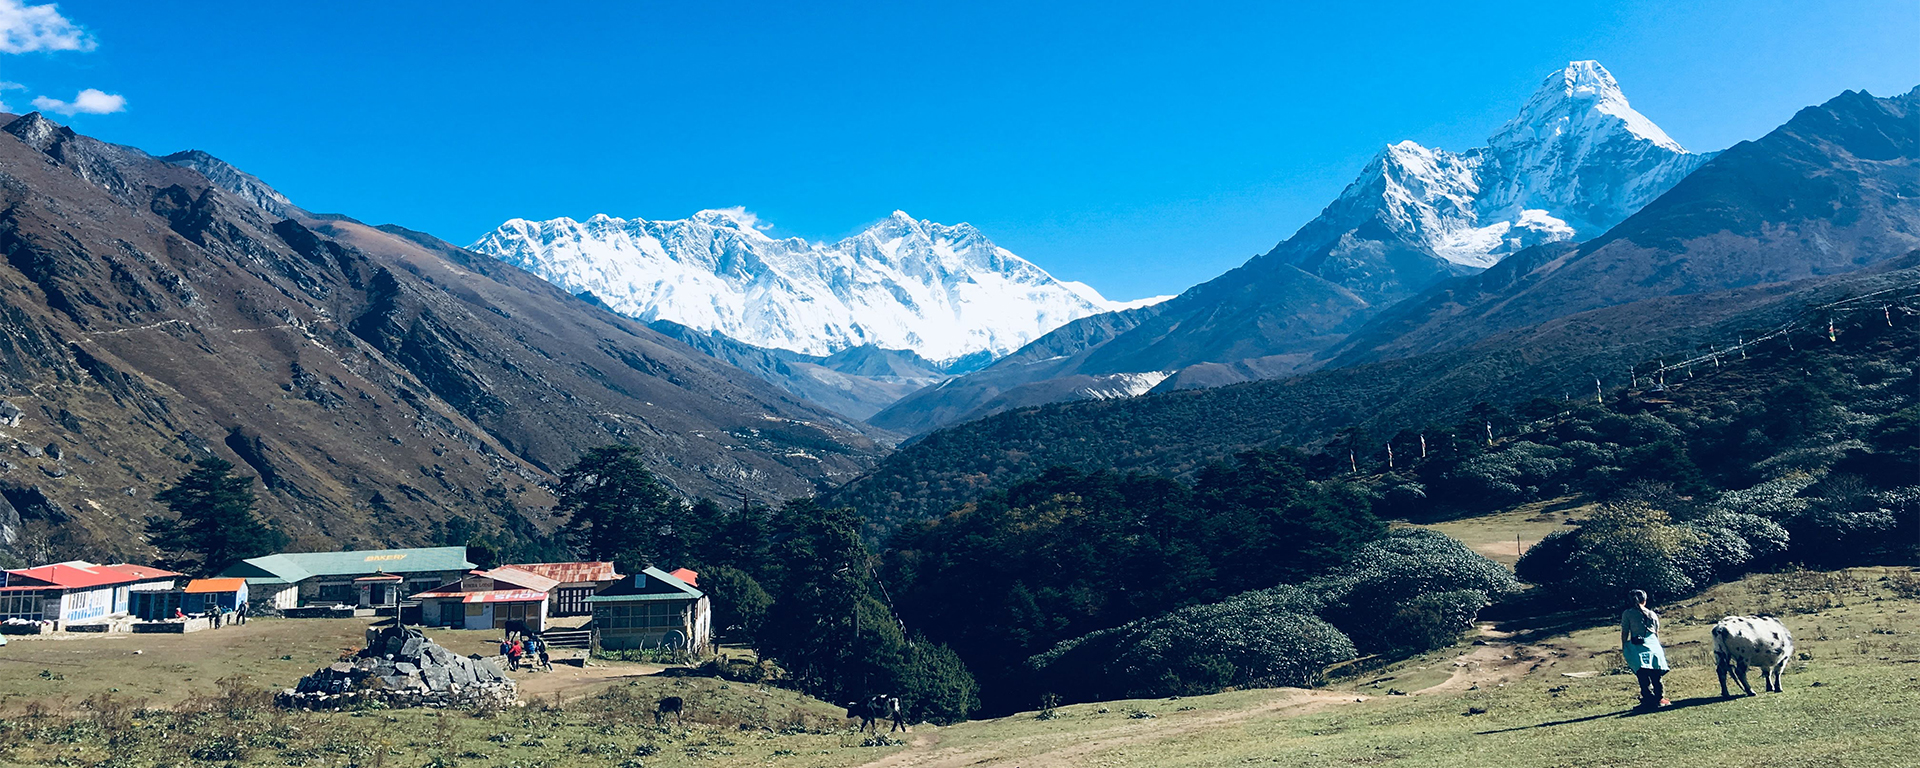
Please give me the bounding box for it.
[0,11,1914,764]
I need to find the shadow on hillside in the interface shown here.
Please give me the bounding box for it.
[1475,696,1727,734]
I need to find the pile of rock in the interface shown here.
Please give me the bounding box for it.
[277,624,516,710]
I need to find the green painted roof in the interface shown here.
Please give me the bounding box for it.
[220,547,473,582]
[587,566,704,603]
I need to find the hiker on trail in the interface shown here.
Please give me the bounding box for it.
[236,601,248,625]
[1622,589,1670,708]
[530,636,553,671]
[522,636,543,671]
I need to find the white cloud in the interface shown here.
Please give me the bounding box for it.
[32,87,123,115]
[0,0,93,53]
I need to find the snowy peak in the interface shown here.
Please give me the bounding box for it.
[1493,60,1683,152]
[471,210,1145,362]
[1291,60,1710,279]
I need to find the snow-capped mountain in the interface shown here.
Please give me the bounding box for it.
[471,209,1149,363]
[871,60,1716,434]
[1314,60,1711,275]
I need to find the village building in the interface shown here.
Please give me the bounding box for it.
[504,561,620,616]
[1,561,182,628]
[587,567,712,653]
[182,578,250,616]
[218,546,474,609]
[414,566,558,632]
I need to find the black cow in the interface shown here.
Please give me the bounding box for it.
[656,696,684,726]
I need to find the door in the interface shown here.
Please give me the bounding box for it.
[440,601,463,627]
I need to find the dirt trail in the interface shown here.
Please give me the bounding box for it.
[851,624,1567,768]
[850,689,1358,768]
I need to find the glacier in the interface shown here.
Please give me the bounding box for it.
[471,208,1155,363]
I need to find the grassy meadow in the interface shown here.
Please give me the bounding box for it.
[1,565,1915,767]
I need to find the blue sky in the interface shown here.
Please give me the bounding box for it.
[5,1,1917,301]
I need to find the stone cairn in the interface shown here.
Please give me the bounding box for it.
[277,624,517,710]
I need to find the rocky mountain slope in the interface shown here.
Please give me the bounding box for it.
[871,61,1709,435]
[1326,85,1920,367]
[0,114,884,563]
[833,85,1920,535]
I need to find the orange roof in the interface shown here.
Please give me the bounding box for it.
[505,562,620,585]
[100,564,182,580]
[666,568,699,587]
[183,578,247,594]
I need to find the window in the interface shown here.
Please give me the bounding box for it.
[317,583,354,603]
[0,593,42,620]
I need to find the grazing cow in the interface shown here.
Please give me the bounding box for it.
[656,696,684,726]
[846,700,877,733]
[1713,615,1795,697]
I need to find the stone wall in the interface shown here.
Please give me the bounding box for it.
[277,625,516,710]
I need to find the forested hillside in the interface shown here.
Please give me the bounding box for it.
[863,306,1914,712]
[829,259,1919,538]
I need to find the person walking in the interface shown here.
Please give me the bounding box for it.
[1622,589,1670,708]
[236,601,249,626]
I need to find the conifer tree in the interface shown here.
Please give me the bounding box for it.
[147,456,287,575]
[556,445,691,570]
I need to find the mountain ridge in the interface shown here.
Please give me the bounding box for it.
[871,60,1708,434]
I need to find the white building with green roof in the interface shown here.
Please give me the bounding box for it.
[588,567,712,653]
[219,546,474,609]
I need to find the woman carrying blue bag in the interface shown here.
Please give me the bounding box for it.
[1622,589,1670,708]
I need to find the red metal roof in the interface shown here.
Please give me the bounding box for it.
[667,568,698,587]
[183,578,247,594]
[353,573,405,582]
[5,562,138,590]
[100,564,182,580]
[505,561,620,585]
[414,589,546,604]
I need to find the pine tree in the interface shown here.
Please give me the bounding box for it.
[147,456,287,575]
[555,445,690,570]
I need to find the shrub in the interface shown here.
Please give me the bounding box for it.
[1523,503,1700,604]
[1030,584,1353,702]
[1316,529,1520,653]
[1383,589,1492,653]
[1785,476,1907,564]
[893,641,980,725]
[1515,529,1578,586]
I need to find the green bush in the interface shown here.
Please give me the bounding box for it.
[1029,585,1354,702]
[1316,529,1520,654]
[1384,589,1492,654]
[893,641,980,725]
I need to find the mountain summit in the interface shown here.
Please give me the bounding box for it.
[470,209,1144,364]
[871,61,1709,434]
[1285,60,1710,290]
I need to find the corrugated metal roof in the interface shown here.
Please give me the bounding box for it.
[417,589,546,604]
[183,578,247,594]
[222,547,473,582]
[480,566,561,594]
[100,564,182,580]
[505,562,620,585]
[587,566,704,602]
[667,568,698,587]
[6,562,137,590]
